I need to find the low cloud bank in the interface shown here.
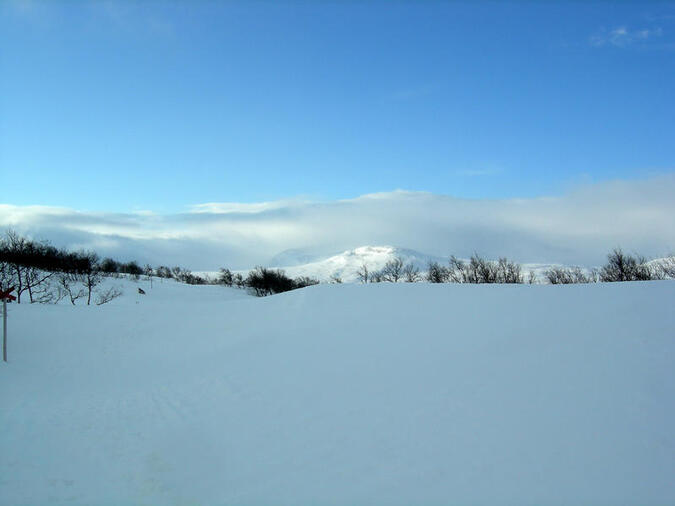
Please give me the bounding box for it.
[1,176,674,270]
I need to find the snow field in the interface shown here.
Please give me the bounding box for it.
[1,279,674,505]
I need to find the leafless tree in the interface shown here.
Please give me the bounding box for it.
[380,257,405,282]
[446,254,523,284]
[544,266,593,284]
[654,255,675,279]
[599,248,657,282]
[144,264,154,288]
[447,256,467,283]
[369,270,385,283]
[402,263,421,282]
[24,269,57,303]
[95,286,123,305]
[426,261,449,283]
[528,271,538,284]
[356,264,369,284]
[1,230,29,302]
[57,273,86,305]
[79,252,103,305]
[218,268,234,286]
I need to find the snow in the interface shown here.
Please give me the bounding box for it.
[204,245,608,283]
[1,278,674,505]
[240,245,448,282]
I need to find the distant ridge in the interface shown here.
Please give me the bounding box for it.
[279,246,447,282]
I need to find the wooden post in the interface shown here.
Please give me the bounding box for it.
[2,300,6,362]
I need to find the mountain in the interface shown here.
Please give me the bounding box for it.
[268,248,326,268]
[280,245,447,282]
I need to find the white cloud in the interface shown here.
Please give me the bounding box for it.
[591,26,663,47]
[1,176,674,270]
[189,199,306,214]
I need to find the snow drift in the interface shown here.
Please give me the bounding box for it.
[1,278,674,505]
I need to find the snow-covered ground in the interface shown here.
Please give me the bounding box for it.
[1,278,674,505]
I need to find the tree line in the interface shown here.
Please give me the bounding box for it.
[355,249,674,285]
[0,230,123,304]
[2,230,672,304]
[0,230,320,302]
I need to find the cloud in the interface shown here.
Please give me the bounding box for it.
[590,26,663,47]
[1,176,674,270]
[189,199,307,214]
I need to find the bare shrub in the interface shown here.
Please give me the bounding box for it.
[528,271,538,284]
[447,254,523,284]
[380,257,405,282]
[654,256,675,279]
[599,248,659,282]
[426,261,449,283]
[57,273,86,305]
[218,268,234,286]
[402,263,421,282]
[356,264,369,284]
[95,286,123,305]
[544,266,593,284]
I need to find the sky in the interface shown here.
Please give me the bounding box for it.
[1,1,674,268]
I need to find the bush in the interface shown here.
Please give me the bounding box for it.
[217,268,234,286]
[446,254,523,284]
[599,249,659,282]
[245,267,295,296]
[544,266,594,285]
[245,267,319,296]
[426,261,449,283]
[656,256,675,278]
[293,276,320,289]
[380,257,404,282]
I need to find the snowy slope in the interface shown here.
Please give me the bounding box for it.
[1,280,674,505]
[230,245,595,283]
[277,245,447,282]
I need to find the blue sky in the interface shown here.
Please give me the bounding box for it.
[1,1,674,213]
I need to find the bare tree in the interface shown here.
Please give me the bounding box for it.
[356,264,369,284]
[330,273,343,284]
[426,261,449,283]
[496,257,523,284]
[446,254,523,284]
[24,268,57,303]
[402,263,421,282]
[80,252,103,305]
[95,286,123,305]
[1,230,29,303]
[654,255,675,279]
[369,270,385,283]
[144,264,154,288]
[217,268,234,286]
[380,257,405,282]
[57,273,86,305]
[447,256,467,283]
[599,248,656,282]
[544,266,593,284]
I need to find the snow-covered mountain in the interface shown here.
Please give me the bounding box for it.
[279,245,447,282]
[268,246,575,283]
[215,245,674,284]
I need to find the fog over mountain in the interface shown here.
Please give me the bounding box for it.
[1,175,673,270]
